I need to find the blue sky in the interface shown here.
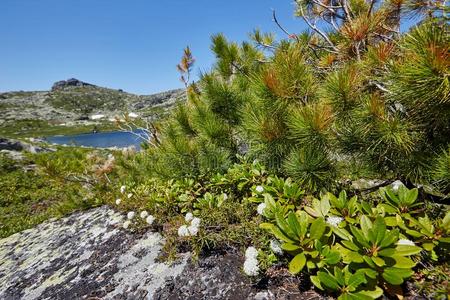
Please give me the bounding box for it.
[0,0,303,94]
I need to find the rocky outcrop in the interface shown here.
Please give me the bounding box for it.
[0,206,324,299]
[0,82,185,125]
[0,138,52,153]
[0,207,189,300]
[51,78,95,91]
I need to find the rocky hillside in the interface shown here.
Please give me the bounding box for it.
[0,79,185,137]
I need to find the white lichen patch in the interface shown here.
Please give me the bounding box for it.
[0,206,189,300]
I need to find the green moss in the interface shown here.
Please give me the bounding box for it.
[0,149,106,238]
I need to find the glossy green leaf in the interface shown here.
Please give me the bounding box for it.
[318,271,340,290]
[289,253,306,274]
[360,215,373,241]
[310,217,326,239]
[281,243,301,252]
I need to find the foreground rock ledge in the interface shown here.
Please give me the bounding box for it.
[0,207,189,300]
[0,207,324,299]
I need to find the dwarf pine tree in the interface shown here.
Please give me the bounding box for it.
[147,1,449,194]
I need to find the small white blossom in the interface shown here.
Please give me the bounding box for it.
[187,225,199,236]
[115,198,121,205]
[127,211,135,220]
[191,217,201,227]
[127,193,133,199]
[257,203,267,215]
[243,257,259,276]
[255,185,264,193]
[326,216,344,227]
[185,212,194,222]
[222,193,228,200]
[391,180,404,192]
[146,215,155,225]
[140,211,149,219]
[120,185,126,194]
[245,246,259,259]
[178,225,190,237]
[270,240,283,255]
[123,220,131,229]
[397,239,415,246]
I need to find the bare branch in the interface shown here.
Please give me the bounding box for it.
[299,5,339,52]
[272,10,299,41]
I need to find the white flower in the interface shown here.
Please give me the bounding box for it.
[185,212,193,222]
[127,193,133,199]
[255,185,264,193]
[140,211,149,219]
[326,216,344,227]
[127,211,135,220]
[391,180,403,192]
[191,217,201,227]
[397,239,415,246]
[257,203,267,215]
[146,215,155,225]
[120,185,126,194]
[243,257,259,276]
[115,198,121,205]
[270,240,283,255]
[123,220,131,229]
[178,225,189,237]
[245,246,259,259]
[187,225,199,236]
[222,193,228,200]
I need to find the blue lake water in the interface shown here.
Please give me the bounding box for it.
[46,130,147,149]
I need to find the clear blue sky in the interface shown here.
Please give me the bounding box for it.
[0,0,304,94]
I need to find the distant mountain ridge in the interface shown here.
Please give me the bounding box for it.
[0,78,185,123]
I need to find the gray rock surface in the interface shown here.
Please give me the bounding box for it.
[0,206,189,300]
[51,78,95,91]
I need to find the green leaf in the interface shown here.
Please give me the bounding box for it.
[350,226,370,248]
[334,266,345,286]
[404,188,418,205]
[372,217,386,246]
[347,271,366,289]
[382,269,404,285]
[360,215,373,241]
[371,256,385,267]
[354,286,383,299]
[310,275,323,290]
[276,212,296,240]
[384,216,398,226]
[343,251,364,263]
[325,250,341,265]
[281,243,301,252]
[289,253,307,274]
[385,189,400,205]
[310,217,326,239]
[379,229,399,248]
[422,243,435,251]
[318,271,340,290]
[391,256,416,268]
[382,267,413,285]
[271,225,296,243]
[320,197,331,216]
[259,223,274,230]
[395,244,422,256]
[287,212,302,239]
[304,206,320,218]
[342,240,359,251]
[356,268,378,279]
[332,226,352,240]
